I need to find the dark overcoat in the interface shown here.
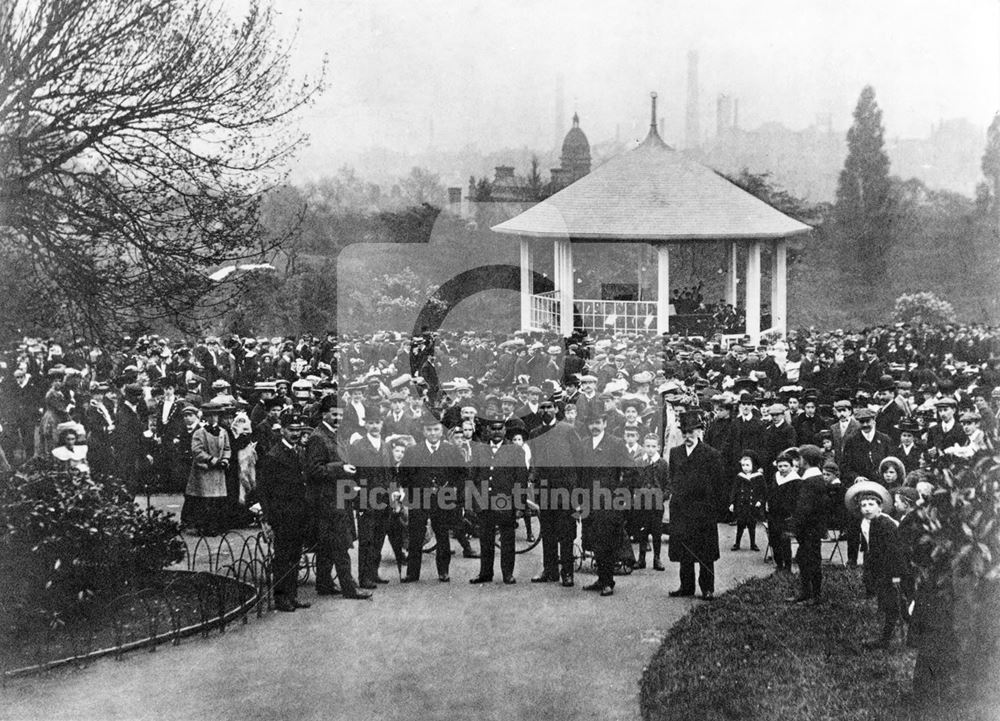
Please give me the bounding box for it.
[304,422,357,547]
[667,441,724,564]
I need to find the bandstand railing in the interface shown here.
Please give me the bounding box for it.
[577,299,658,334]
[529,291,559,330]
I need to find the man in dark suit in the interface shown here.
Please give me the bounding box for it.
[841,408,893,483]
[668,411,725,601]
[577,407,633,597]
[114,383,151,492]
[382,392,419,439]
[514,385,544,434]
[529,399,582,586]
[729,392,766,472]
[304,397,370,600]
[925,397,968,468]
[468,418,528,584]
[399,413,466,583]
[840,407,893,567]
[258,410,311,612]
[874,377,908,444]
[350,405,391,589]
[829,399,861,465]
[761,403,797,479]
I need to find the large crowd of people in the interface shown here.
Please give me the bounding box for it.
[1,322,997,638]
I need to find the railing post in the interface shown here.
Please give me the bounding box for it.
[656,244,670,335]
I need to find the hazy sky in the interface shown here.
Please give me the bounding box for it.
[268,0,1000,156]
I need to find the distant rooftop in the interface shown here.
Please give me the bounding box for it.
[492,114,813,242]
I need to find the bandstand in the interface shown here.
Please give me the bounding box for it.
[491,94,812,343]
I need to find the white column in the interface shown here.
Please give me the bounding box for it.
[520,237,533,330]
[554,237,574,337]
[745,240,762,343]
[770,238,787,336]
[656,244,670,335]
[725,241,738,306]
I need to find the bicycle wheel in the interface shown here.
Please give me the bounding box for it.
[506,507,541,554]
[298,550,314,583]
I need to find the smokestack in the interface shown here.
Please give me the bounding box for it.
[554,74,566,150]
[716,94,733,137]
[685,50,700,149]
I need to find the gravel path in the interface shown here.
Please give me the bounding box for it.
[3,521,776,721]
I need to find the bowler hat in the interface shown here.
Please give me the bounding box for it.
[678,410,703,433]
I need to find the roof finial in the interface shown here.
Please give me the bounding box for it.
[572,111,580,128]
[642,91,667,148]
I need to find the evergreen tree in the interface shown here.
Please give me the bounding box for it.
[834,86,894,297]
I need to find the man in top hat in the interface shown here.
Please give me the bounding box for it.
[729,390,766,473]
[468,415,528,585]
[667,410,724,600]
[258,409,312,612]
[350,403,392,590]
[577,406,634,597]
[398,413,466,583]
[304,396,370,600]
[528,398,582,586]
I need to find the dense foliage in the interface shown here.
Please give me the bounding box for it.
[915,456,1000,701]
[0,464,184,628]
[893,292,957,326]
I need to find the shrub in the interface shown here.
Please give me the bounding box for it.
[913,456,1000,705]
[893,291,956,325]
[0,463,184,629]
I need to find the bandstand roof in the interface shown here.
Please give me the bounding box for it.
[492,124,812,242]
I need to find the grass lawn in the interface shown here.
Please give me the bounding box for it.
[640,566,997,721]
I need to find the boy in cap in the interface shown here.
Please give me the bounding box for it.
[845,480,905,648]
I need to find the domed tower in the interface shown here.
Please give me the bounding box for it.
[560,112,591,181]
[551,112,591,191]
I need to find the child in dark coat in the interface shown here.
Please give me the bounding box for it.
[849,482,907,648]
[728,450,765,551]
[766,450,801,572]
